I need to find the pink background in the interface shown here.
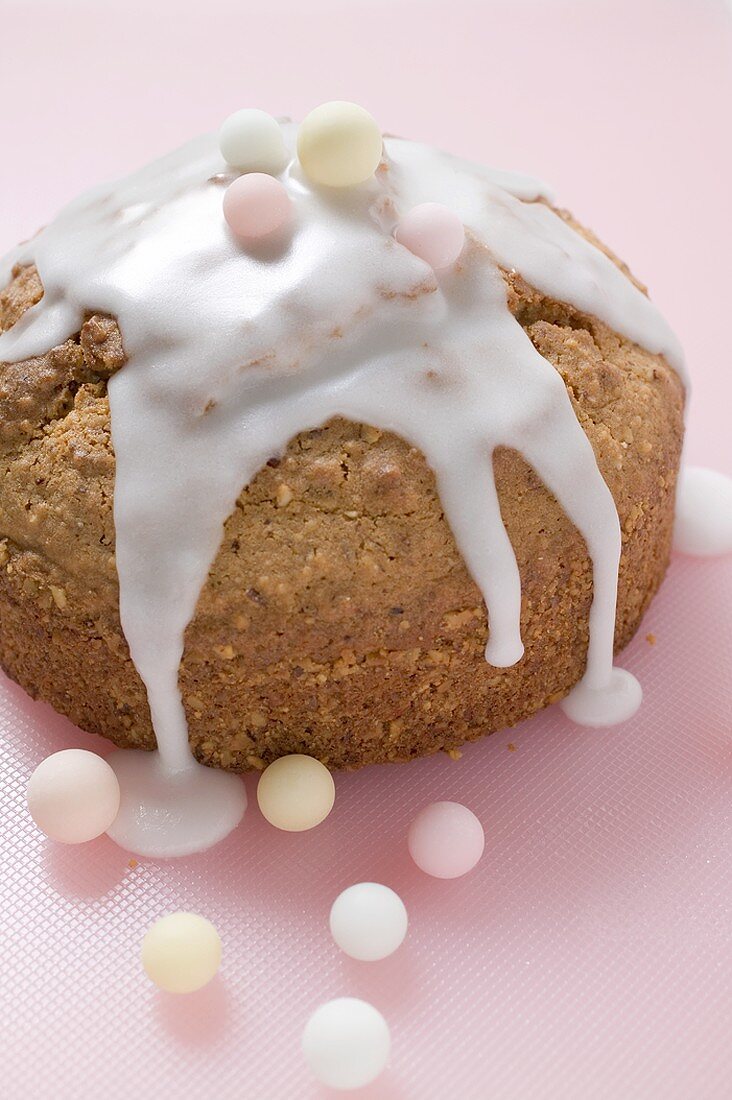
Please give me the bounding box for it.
[1,1,731,1097]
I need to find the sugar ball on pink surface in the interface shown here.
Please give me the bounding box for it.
[257,754,335,832]
[26,748,120,844]
[329,882,408,961]
[394,202,465,270]
[223,173,291,240]
[142,912,221,994]
[408,800,484,878]
[302,997,391,1090]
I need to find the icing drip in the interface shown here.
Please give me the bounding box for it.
[0,127,684,855]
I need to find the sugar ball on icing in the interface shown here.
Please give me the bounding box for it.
[257,754,335,831]
[218,108,287,174]
[297,101,382,188]
[302,997,391,1090]
[142,912,221,994]
[26,748,120,844]
[223,174,291,240]
[329,882,408,961]
[395,203,466,270]
[408,800,484,878]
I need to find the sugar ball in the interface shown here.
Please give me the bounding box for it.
[26,749,120,844]
[395,203,465,270]
[219,108,287,174]
[408,800,484,878]
[673,465,732,557]
[257,754,335,831]
[302,997,391,1090]
[141,912,221,994]
[223,174,291,240]
[329,883,408,961]
[297,101,382,188]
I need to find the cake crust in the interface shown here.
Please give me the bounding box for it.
[0,229,684,770]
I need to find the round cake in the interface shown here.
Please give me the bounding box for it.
[0,116,684,775]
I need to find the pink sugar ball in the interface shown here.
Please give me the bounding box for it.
[26,749,121,844]
[408,801,484,878]
[394,202,465,270]
[223,173,291,240]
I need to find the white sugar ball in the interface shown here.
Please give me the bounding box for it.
[26,748,120,843]
[142,912,221,994]
[219,108,287,174]
[673,465,732,557]
[297,101,382,188]
[302,997,391,1090]
[329,883,408,961]
[257,754,335,831]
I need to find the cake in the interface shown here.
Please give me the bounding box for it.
[0,104,684,853]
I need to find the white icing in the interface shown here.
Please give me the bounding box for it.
[0,127,684,854]
[105,750,246,858]
[673,466,732,557]
[559,666,643,729]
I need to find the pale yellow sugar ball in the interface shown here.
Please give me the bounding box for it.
[297,101,383,188]
[141,912,222,994]
[257,754,335,831]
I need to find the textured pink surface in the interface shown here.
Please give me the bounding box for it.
[1,2,731,1097]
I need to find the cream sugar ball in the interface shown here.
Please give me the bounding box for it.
[256,753,335,831]
[218,108,287,174]
[297,101,383,188]
[142,912,222,994]
[302,997,391,1090]
[329,883,408,961]
[26,748,120,844]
